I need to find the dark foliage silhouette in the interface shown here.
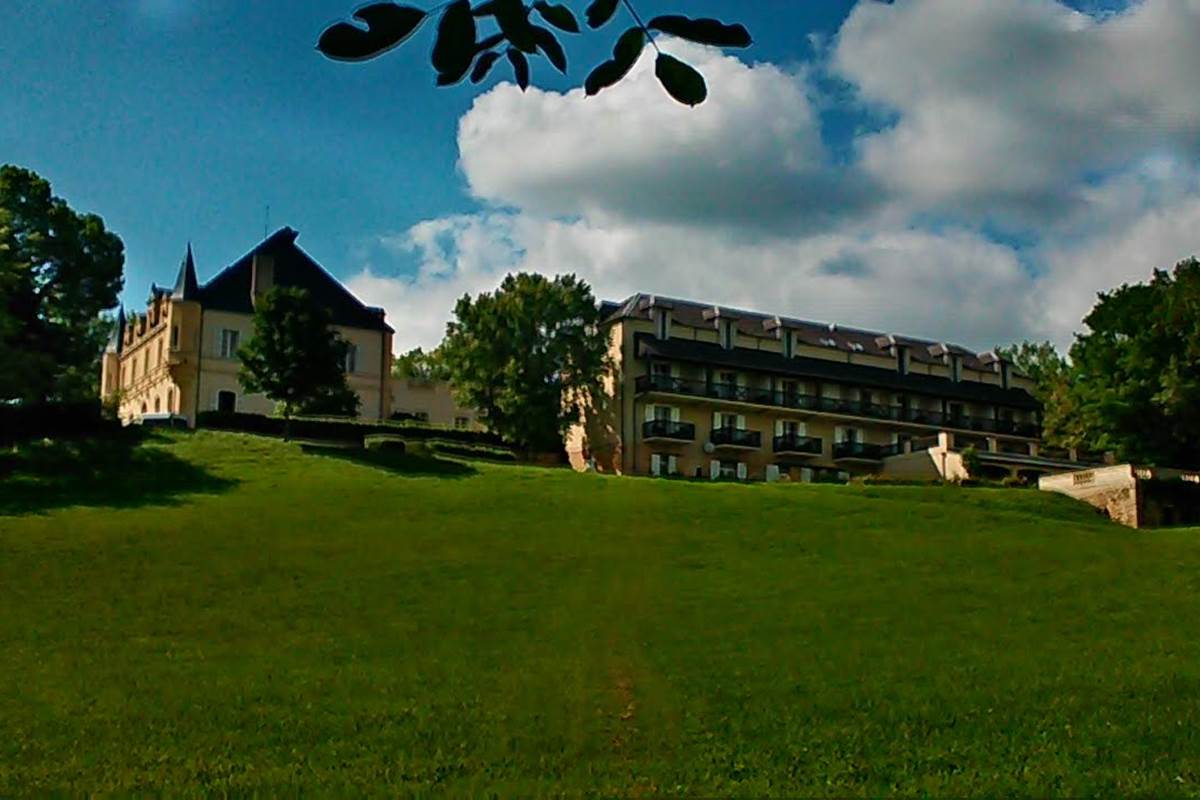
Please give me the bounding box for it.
[318,0,751,106]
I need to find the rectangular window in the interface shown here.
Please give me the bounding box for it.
[783,331,794,359]
[898,347,910,376]
[655,309,670,340]
[719,460,738,480]
[454,416,470,429]
[782,420,801,437]
[171,325,180,348]
[654,405,672,422]
[951,356,963,382]
[344,344,358,374]
[721,321,735,350]
[220,329,240,359]
[413,411,430,423]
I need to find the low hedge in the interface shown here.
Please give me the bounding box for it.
[0,401,118,446]
[196,411,509,449]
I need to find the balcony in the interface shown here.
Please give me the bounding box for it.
[635,374,1040,438]
[642,419,696,443]
[773,434,823,456]
[833,441,901,462]
[711,427,762,450]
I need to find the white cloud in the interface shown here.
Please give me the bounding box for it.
[458,39,879,233]
[835,0,1200,223]
[349,0,1200,357]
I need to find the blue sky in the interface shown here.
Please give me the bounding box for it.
[4,0,1198,352]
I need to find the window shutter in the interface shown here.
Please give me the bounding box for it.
[710,460,721,480]
[713,411,722,430]
[668,455,678,475]
[835,426,846,443]
[736,462,748,480]
[671,407,680,423]
[645,405,655,423]
[766,465,780,482]
[651,454,662,476]
[798,421,807,436]
[775,420,783,437]
[800,467,813,483]
[736,415,746,430]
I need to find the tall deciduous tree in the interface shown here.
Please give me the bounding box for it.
[238,287,360,438]
[0,165,124,403]
[392,346,448,381]
[1062,259,1200,466]
[440,273,610,454]
[995,339,1078,447]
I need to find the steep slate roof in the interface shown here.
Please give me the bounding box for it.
[171,243,200,301]
[637,335,1040,409]
[196,228,393,333]
[604,293,1009,374]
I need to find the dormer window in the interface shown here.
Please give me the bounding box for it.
[783,330,795,359]
[950,355,963,383]
[1000,361,1011,390]
[721,320,735,350]
[849,343,864,353]
[819,337,838,348]
[655,308,671,340]
[898,346,910,375]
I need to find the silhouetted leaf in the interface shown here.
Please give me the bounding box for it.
[584,26,643,97]
[507,48,530,90]
[471,50,503,83]
[533,26,567,73]
[493,0,538,53]
[655,52,706,106]
[647,15,752,48]
[612,27,645,72]
[432,1,477,80]
[533,1,581,34]
[318,3,427,62]
[584,60,621,96]
[586,0,619,29]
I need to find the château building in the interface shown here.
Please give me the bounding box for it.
[100,228,395,424]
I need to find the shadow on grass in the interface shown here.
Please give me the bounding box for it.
[0,429,237,516]
[301,444,478,479]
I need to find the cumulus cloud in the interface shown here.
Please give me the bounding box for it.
[458,39,880,233]
[835,0,1200,224]
[350,0,1200,357]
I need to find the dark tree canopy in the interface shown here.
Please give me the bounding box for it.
[317,1,751,106]
[1002,258,1200,467]
[238,287,360,434]
[439,272,610,453]
[0,165,125,403]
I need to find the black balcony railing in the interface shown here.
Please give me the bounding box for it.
[833,441,888,460]
[635,373,1041,438]
[711,427,762,449]
[642,419,696,441]
[773,434,823,455]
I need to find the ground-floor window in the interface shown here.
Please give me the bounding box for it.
[711,460,748,481]
[216,390,237,413]
[455,416,470,429]
[650,453,678,477]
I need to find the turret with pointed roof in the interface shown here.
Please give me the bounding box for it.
[172,243,200,301]
[105,306,126,354]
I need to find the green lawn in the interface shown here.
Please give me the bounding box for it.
[3,431,1200,796]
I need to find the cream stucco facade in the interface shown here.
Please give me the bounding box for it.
[101,229,394,425]
[568,294,1102,483]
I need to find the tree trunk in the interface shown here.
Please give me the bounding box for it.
[284,411,292,442]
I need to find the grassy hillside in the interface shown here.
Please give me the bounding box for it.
[2,431,1199,796]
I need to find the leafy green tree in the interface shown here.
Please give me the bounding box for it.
[392,346,449,381]
[317,1,751,106]
[440,273,610,454]
[238,287,360,438]
[0,165,124,403]
[1059,259,1200,466]
[995,339,1079,447]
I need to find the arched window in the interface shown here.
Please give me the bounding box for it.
[167,389,174,412]
[154,397,161,413]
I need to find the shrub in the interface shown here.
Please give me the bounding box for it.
[0,401,117,447]
[196,411,509,450]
